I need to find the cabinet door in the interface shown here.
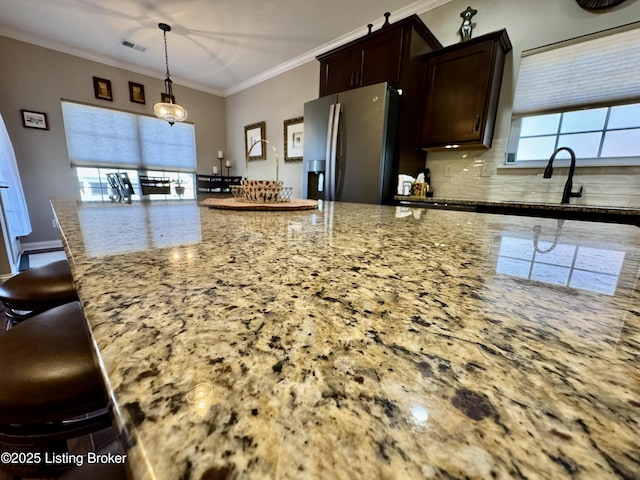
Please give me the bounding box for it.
[360,27,403,87]
[421,41,494,147]
[320,50,361,96]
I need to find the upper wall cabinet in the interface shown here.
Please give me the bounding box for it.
[420,29,512,151]
[319,26,404,95]
[318,14,441,96]
[317,14,442,176]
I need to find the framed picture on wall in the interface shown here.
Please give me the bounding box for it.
[129,82,145,104]
[93,76,113,101]
[21,110,49,130]
[283,117,303,162]
[245,121,266,160]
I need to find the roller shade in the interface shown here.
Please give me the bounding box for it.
[512,25,640,117]
[61,101,196,172]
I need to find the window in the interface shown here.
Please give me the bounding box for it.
[76,168,194,202]
[510,103,640,163]
[61,101,196,201]
[507,23,640,167]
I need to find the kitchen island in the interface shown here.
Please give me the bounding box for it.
[51,198,639,480]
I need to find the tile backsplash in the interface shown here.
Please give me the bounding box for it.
[426,138,640,208]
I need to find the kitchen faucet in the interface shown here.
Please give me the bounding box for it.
[543,147,583,204]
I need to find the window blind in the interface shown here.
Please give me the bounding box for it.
[61,101,196,171]
[139,116,197,171]
[512,25,640,117]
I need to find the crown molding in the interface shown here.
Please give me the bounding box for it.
[0,25,225,97]
[223,0,452,96]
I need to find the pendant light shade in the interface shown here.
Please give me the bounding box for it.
[153,23,187,125]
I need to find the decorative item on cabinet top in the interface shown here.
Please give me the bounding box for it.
[420,29,512,151]
[459,6,478,42]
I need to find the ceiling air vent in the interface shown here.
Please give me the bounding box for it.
[121,40,147,52]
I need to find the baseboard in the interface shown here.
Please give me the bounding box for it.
[21,239,63,254]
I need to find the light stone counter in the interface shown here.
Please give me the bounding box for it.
[51,198,640,480]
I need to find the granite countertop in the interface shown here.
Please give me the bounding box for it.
[394,196,640,225]
[51,198,640,480]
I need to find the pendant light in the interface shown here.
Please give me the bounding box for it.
[153,23,187,126]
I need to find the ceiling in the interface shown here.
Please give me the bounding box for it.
[0,0,452,97]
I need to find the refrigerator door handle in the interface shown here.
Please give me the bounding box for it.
[328,103,341,201]
[325,104,335,201]
[325,103,335,171]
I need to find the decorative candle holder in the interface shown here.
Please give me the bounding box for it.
[217,151,224,177]
[225,160,231,176]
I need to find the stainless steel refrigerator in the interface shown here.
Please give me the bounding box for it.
[302,82,399,205]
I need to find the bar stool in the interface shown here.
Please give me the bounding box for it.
[0,301,114,478]
[0,259,78,324]
[57,437,129,480]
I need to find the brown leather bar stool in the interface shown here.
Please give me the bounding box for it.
[0,259,78,324]
[0,301,114,478]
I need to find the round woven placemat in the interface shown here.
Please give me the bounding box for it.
[201,197,318,211]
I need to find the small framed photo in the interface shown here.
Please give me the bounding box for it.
[93,76,113,101]
[283,117,303,162]
[21,110,49,130]
[161,93,175,103]
[129,82,145,104]
[245,121,266,160]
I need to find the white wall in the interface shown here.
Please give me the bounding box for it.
[225,61,319,198]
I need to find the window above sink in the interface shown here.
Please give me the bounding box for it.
[507,102,640,166]
[505,22,640,168]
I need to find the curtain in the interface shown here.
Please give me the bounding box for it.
[0,113,32,238]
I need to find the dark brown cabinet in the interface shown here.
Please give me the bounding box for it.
[319,26,404,95]
[317,15,441,176]
[420,29,512,150]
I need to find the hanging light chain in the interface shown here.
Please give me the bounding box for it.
[163,28,171,80]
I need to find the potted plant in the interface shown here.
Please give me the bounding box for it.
[172,178,185,197]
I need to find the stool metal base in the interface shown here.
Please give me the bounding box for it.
[0,407,113,478]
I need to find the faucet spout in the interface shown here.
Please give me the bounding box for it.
[544,147,583,204]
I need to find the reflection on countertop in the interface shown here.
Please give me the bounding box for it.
[395,196,640,225]
[51,198,640,480]
[496,218,626,295]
